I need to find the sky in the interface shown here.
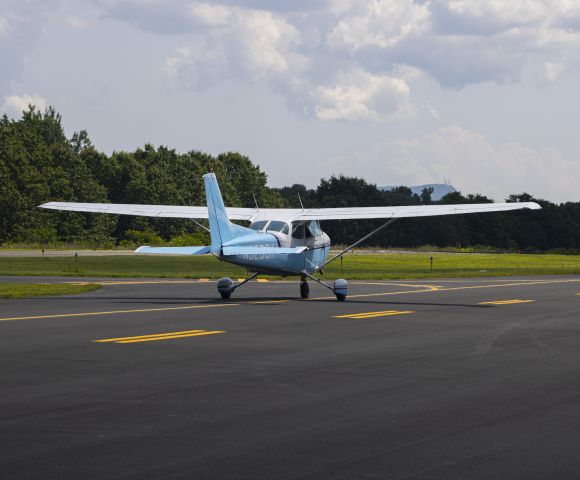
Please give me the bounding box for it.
[2,0,580,202]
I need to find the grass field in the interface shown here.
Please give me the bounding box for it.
[0,253,579,279]
[0,283,101,299]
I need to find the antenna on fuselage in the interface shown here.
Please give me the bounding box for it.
[297,192,304,211]
[252,193,259,210]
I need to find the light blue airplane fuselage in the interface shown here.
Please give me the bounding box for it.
[222,243,331,276]
[204,173,330,276]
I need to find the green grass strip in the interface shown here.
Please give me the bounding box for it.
[0,283,101,299]
[0,254,579,279]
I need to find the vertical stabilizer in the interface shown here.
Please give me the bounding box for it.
[204,173,233,254]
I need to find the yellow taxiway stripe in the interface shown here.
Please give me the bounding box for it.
[0,303,239,322]
[2,278,577,324]
[118,331,225,343]
[335,309,415,319]
[349,282,441,290]
[95,329,226,344]
[311,278,580,301]
[70,280,208,285]
[252,299,290,304]
[479,299,535,305]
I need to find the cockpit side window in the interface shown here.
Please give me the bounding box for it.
[291,223,305,239]
[292,221,318,239]
[267,220,289,235]
[249,220,267,231]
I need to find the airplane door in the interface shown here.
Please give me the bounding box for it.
[291,221,324,271]
[291,222,307,270]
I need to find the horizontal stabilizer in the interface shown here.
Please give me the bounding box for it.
[135,246,211,255]
[222,246,307,256]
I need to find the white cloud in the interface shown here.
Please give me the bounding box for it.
[232,10,305,79]
[188,2,232,27]
[326,0,580,87]
[0,1,63,97]
[350,126,580,202]
[165,4,308,92]
[444,0,549,27]
[68,16,89,29]
[313,68,413,122]
[2,94,48,116]
[544,61,564,82]
[327,0,431,51]
[165,42,228,89]
[92,0,580,121]
[0,15,10,38]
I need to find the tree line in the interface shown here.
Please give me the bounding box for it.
[1,107,579,252]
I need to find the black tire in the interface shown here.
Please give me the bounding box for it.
[300,281,309,299]
[336,293,346,302]
[220,291,231,299]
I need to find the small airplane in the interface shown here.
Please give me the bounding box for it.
[40,173,541,301]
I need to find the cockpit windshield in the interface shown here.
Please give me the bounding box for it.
[249,220,267,231]
[307,220,322,237]
[267,221,289,235]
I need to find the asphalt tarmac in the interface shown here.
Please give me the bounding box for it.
[1,275,580,479]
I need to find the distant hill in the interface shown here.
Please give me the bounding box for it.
[380,183,457,201]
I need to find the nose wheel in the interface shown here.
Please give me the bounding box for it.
[300,280,309,299]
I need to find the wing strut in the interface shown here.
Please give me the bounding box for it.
[315,218,397,272]
[192,219,210,233]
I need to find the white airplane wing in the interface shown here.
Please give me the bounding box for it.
[39,202,257,221]
[40,201,541,222]
[287,202,541,221]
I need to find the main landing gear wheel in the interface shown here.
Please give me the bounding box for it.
[300,280,309,299]
[217,277,234,300]
[334,279,348,302]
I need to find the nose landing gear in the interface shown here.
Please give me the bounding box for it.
[301,272,348,301]
[300,278,310,299]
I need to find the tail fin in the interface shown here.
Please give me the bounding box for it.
[204,173,234,253]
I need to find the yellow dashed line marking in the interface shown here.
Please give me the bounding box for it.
[70,280,209,285]
[2,278,578,323]
[335,310,415,319]
[310,279,580,301]
[0,303,239,322]
[252,300,290,304]
[479,299,535,305]
[352,282,441,290]
[95,329,226,344]
[257,279,269,283]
